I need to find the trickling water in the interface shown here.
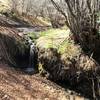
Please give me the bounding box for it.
[24,39,37,74]
[28,40,35,68]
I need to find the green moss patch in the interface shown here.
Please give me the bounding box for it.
[27,32,40,42]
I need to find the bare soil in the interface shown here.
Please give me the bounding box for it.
[0,63,87,100]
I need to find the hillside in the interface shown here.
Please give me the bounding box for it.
[0,0,100,99]
[0,13,88,100]
[0,63,86,100]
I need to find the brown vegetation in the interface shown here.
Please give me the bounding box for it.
[37,35,100,99]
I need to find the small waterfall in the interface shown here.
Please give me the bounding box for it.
[24,38,37,74]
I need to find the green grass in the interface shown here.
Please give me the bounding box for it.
[58,40,72,54]
[37,28,71,49]
[37,28,81,58]
[40,29,70,37]
[27,32,40,42]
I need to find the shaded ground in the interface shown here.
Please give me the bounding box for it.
[0,63,86,100]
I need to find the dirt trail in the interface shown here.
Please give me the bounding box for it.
[0,63,87,100]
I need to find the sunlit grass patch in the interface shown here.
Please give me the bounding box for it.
[37,28,81,58]
[40,28,70,37]
[27,32,40,42]
[58,40,81,59]
[37,28,71,48]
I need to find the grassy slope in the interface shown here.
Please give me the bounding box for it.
[36,28,81,58]
[37,29,71,48]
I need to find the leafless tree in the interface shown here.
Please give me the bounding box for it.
[10,0,19,13]
[21,0,26,14]
[39,0,65,28]
[50,0,100,49]
[50,0,100,99]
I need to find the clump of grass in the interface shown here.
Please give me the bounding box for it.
[58,40,81,59]
[37,28,81,59]
[37,28,71,49]
[27,32,40,42]
[40,29,70,37]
